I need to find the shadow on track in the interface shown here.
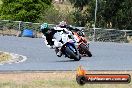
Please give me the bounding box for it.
[54,59,85,62]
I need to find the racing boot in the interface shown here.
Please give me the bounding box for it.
[57,50,62,57]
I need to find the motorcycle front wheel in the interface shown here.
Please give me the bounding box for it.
[65,47,81,61]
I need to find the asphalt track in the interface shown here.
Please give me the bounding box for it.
[0,36,132,71]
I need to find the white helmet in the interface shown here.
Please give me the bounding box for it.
[59,21,67,28]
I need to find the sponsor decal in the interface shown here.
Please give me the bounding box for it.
[76,66,131,85]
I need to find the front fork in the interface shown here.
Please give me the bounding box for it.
[86,43,89,49]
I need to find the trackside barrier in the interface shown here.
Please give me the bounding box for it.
[85,28,132,43]
[0,20,54,38]
[0,20,132,43]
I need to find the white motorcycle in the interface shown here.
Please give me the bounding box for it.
[53,28,81,61]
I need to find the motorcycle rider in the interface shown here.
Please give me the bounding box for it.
[40,22,65,56]
[40,23,56,48]
[54,28,77,57]
[54,21,79,57]
[40,21,77,57]
[40,22,67,56]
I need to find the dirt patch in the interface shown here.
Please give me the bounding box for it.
[0,71,131,81]
[0,52,11,62]
[0,51,27,65]
[127,36,132,43]
[0,72,73,82]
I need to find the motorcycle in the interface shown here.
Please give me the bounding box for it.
[73,31,92,57]
[53,29,81,61]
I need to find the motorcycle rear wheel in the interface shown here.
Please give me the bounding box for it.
[80,44,92,57]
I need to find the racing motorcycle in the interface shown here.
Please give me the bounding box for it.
[73,31,92,57]
[53,28,81,61]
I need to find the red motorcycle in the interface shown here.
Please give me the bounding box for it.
[73,31,92,57]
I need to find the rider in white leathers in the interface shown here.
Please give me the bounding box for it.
[53,28,76,57]
[52,21,77,57]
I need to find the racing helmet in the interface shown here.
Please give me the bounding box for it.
[40,23,49,33]
[41,23,49,30]
[77,30,85,37]
[59,21,67,28]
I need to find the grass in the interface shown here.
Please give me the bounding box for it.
[0,0,2,4]
[0,52,11,62]
[0,71,131,88]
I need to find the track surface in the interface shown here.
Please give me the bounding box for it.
[0,36,132,71]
